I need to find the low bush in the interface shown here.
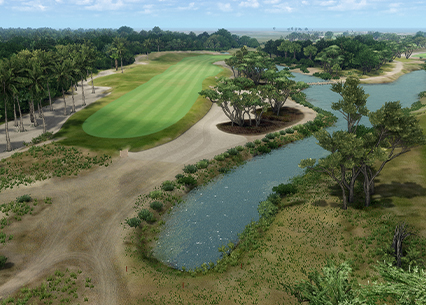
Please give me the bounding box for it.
[257,200,278,219]
[267,193,281,205]
[257,145,271,154]
[227,148,239,156]
[219,167,230,174]
[214,154,226,161]
[313,72,332,80]
[183,164,198,174]
[0,255,7,269]
[267,141,279,149]
[418,91,426,98]
[161,181,175,191]
[272,183,297,196]
[175,173,184,180]
[177,175,197,187]
[149,190,162,199]
[150,201,164,211]
[266,133,276,139]
[16,194,32,203]
[279,130,287,135]
[300,66,309,73]
[196,160,209,169]
[138,209,155,222]
[286,128,294,134]
[245,142,255,148]
[254,139,262,145]
[261,137,270,143]
[223,152,230,158]
[235,146,244,151]
[126,217,141,228]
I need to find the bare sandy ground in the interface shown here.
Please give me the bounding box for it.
[0,54,411,303]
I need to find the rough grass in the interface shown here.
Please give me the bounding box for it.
[55,53,231,153]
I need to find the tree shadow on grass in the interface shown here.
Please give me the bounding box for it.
[326,181,426,209]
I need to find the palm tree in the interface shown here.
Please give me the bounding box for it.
[0,58,17,151]
[54,59,71,116]
[37,50,55,111]
[112,37,127,73]
[26,57,47,132]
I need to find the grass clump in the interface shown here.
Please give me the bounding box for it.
[161,181,175,191]
[150,201,163,211]
[183,164,198,174]
[138,209,155,223]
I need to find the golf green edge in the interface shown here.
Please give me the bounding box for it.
[55,53,231,153]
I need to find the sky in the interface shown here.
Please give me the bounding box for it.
[0,0,425,32]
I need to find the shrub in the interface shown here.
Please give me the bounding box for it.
[227,148,239,156]
[219,167,230,173]
[279,130,287,135]
[149,190,162,199]
[300,66,309,73]
[266,133,276,139]
[223,152,230,158]
[0,255,7,269]
[196,160,209,169]
[175,173,185,180]
[183,164,198,174]
[257,145,271,154]
[126,217,141,228]
[161,181,175,191]
[268,141,279,149]
[286,128,294,134]
[150,201,163,211]
[267,193,281,205]
[214,154,226,161]
[245,142,255,148]
[254,139,262,145]
[16,194,32,203]
[236,145,244,151]
[272,183,297,196]
[138,209,155,222]
[261,137,270,143]
[257,200,278,219]
[177,175,197,186]
[418,91,426,98]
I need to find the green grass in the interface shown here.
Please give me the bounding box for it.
[55,53,231,152]
[412,52,426,58]
[83,55,229,138]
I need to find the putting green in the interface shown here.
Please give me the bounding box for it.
[83,55,229,138]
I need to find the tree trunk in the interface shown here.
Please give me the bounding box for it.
[81,77,86,106]
[29,100,34,123]
[47,82,53,111]
[340,183,348,210]
[363,177,371,207]
[32,99,38,127]
[17,97,24,132]
[4,99,12,151]
[62,88,67,116]
[115,59,118,71]
[391,222,412,268]
[91,71,95,94]
[39,101,46,134]
[13,101,18,127]
[71,82,76,113]
[38,102,42,118]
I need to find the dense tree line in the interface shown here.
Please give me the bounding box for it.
[262,31,426,76]
[0,26,259,71]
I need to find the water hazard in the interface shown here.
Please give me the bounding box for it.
[153,70,426,270]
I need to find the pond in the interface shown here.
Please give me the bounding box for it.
[153,69,426,270]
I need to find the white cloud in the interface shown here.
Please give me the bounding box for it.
[85,0,124,11]
[177,2,197,10]
[0,0,4,4]
[263,0,280,4]
[265,2,293,12]
[218,2,233,11]
[318,0,336,6]
[138,4,153,13]
[328,0,368,11]
[239,0,260,8]
[12,0,48,11]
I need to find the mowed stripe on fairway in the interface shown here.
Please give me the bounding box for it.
[82,55,227,138]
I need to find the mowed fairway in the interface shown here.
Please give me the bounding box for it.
[83,55,228,138]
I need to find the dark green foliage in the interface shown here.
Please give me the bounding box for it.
[300,66,309,73]
[183,164,198,174]
[177,175,197,187]
[286,128,294,134]
[196,159,209,169]
[266,133,276,139]
[235,146,244,152]
[219,167,230,174]
[149,190,162,199]
[161,181,175,191]
[245,142,255,148]
[418,91,426,98]
[138,209,155,222]
[126,217,141,228]
[313,72,332,80]
[256,145,271,154]
[16,194,32,203]
[227,148,239,156]
[267,141,279,149]
[272,183,297,196]
[279,130,287,135]
[254,139,262,145]
[402,100,424,115]
[266,193,281,206]
[0,255,7,269]
[214,154,226,161]
[261,137,270,143]
[175,173,184,180]
[257,200,278,219]
[150,201,163,211]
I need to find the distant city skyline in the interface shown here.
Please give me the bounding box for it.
[1,0,425,32]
